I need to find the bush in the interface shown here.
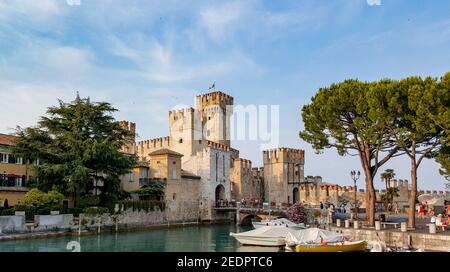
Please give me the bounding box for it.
[13,189,64,221]
[77,195,100,209]
[83,207,110,216]
[119,200,165,212]
[67,208,83,217]
[0,207,14,216]
[286,203,308,224]
[21,189,64,209]
[132,186,164,200]
[118,190,131,201]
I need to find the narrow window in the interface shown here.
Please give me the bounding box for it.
[215,153,218,182]
[129,172,134,182]
[223,155,225,177]
[0,153,7,163]
[172,168,177,179]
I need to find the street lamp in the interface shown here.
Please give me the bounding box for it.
[350,170,361,220]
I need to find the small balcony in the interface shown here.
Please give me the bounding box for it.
[139,178,166,188]
[0,174,28,188]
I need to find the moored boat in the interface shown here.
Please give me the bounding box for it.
[230,226,298,247]
[285,228,367,252]
[252,218,308,230]
[295,241,367,252]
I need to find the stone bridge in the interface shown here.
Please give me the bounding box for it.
[237,208,287,225]
[215,207,287,225]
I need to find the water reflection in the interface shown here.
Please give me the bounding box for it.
[0,224,273,252]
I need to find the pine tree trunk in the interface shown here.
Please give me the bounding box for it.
[408,147,417,229]
[367,177,376,226]
[363,171,376,226]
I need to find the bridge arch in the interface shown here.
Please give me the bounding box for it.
[239,214,263,225]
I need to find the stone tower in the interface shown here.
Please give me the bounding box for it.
[169,107,203,158]
[263,148,305,205]
[196,91,234,146]
[119,120,136,155]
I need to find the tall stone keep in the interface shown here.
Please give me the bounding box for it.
[196,91,234,146]
[263,148,305,205]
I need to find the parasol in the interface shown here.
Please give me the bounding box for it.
[418,194,437,205]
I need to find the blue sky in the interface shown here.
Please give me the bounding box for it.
[0,0,449,190]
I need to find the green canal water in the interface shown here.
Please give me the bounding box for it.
[0,225,283,252]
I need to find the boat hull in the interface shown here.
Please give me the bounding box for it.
[295,241,367,253]
[231,234,286,247]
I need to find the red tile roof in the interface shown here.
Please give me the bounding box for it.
[149,148,184,157]
[0,133,17,146]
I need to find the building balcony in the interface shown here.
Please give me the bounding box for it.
[0,176,29,188]
[139,178,166,187]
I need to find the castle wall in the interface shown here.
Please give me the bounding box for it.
[136,137,171,160]
[263,148,305,205]
[190,148,232,221]
[165,178,200,223]
[230,159,263,202]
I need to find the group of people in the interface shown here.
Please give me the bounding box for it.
[419,201,450,231]
[386,202,400,214]
[216,199,235,208]
[240,198,260,208]
[320,202,349,214]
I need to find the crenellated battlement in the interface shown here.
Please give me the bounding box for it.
[196,91,234,109]
[263,148,305,164]
[234,158,252,170]
[389,179,410,189]
[418,190,450,197]
[137,136,171,150]
[252,167,264,178]
[206,140,239,157]
[119,120,136,133]
[169,107,196,120]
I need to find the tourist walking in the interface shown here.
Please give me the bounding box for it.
[320,201,324,210]
[394,202,399,215]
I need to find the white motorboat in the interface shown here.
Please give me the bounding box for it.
[230,226,298,247]
[252,218,308,230]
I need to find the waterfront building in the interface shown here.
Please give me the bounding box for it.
[0,133,32,206]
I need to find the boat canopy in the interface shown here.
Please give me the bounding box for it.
[231,226,298,238]
[286,228,349,244]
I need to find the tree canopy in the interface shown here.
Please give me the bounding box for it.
[13,94,137,207]
[300,79,402,226]
[300,72,449,226]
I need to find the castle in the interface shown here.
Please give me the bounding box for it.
[119,91,322,222]
[118,91,449,222]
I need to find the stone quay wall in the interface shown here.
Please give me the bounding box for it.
[325,225,450,252]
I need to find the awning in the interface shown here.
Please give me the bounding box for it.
[3,174,23,178]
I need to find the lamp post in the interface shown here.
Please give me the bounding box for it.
[350,170,361,220]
